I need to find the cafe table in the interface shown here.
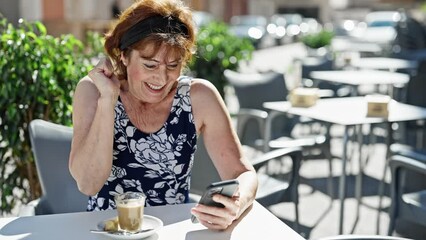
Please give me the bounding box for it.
[310,69,410,96]
[0,201,305,240]
[350,57,418,72]
[263,97,426,234]
[331,38,383,55]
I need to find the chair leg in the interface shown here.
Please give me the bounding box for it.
[324,144,334,199]
[387,168,400,236]
[294,201,299,232]
[387,209,396,236]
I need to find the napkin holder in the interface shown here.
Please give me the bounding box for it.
[366,94,391,118]
[289,87,319,107]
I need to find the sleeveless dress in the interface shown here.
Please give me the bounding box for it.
[87,77,197,211]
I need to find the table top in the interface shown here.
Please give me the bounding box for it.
[310,70,409,86]
[331,38,383,54]
[0,201,305,240]
[351,57,418,71]
[263,97,426,126]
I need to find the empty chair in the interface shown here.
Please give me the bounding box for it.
[398,60,426,149]
[19,119,87,215]
[190,135,303,230]
[190,136,221,197]
[223,69,293,149]
[223,69,334,197]
[301,56,351,98]
[387,152,426,237]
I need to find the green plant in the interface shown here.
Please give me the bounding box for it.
[0,18,101,214]
[188,21,254,98]
[301,30,334,49]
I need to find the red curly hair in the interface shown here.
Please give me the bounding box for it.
[104,0,196,81]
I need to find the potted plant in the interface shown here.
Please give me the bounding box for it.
[301,30,334,57]
[0,18,99,214]
[188,21,255,98]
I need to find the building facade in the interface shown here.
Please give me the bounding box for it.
[0,0,423,40]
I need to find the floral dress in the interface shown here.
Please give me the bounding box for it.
[87,77,197,211]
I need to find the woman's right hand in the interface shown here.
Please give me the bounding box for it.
[88,57,121,103]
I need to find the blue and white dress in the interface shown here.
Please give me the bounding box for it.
[87,77,197,211]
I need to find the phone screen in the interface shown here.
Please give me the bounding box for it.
[191,179,239,223]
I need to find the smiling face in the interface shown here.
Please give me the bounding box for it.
[121,42,183,104]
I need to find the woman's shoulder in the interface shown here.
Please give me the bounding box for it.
[74,75,99,100]
[76,75,96,90]
[189,78,217,94]
[189,78,222,109]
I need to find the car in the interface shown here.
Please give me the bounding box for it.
[300,17,321,35]
[229,15,268,48]
[350,11,401,46]
[267,13,303,45]
[328,19,359,37]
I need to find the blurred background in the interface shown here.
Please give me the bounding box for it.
[1,0,426,240]
[1,0,426,48]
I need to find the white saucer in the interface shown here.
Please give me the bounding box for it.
[95,215,163,239]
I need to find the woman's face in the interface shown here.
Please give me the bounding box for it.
[122,43,182,103]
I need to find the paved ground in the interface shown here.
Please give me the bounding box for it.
[232,43,425,240]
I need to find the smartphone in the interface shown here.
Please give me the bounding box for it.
[191,179,239,223]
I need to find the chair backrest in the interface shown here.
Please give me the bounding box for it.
[405,60,426,108]
[388,154,426,236]
[224,69,289,111]
[190,135,221,196]
[29,119,87,214]
[224,69,296,145]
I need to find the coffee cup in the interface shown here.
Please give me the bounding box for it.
[115,192,146,233]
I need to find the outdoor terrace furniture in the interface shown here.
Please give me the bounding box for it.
[388,152,426,236]
[191,135,303,230]
[224,69,334,200]
[1,201,307,240]
[19,119,87,216]
[301,56,351,98]
[263,97,426,234]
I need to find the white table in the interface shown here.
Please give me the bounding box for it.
[331,38,383,55]
[263,97,426,234]
[310,70,410,96]
[0,201,305,240]
[351,57,418,72]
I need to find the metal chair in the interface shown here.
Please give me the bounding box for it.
[190,135,303,230]
[301,56,351,98]
[19,119,87,216]
[387,151,426,236]
[223,69,334,198]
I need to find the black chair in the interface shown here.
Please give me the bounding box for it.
[387,151,426,237]
[19,119,87,215]
[393,59,426,149]
[301,56,351,98]
[190,135,303,230]
[223,69,334,198]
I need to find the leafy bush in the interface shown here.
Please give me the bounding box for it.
[188,21,254,98]
[301,30,334,49]
[0,18,99,214]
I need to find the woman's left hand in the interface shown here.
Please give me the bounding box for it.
[190,193,241,230]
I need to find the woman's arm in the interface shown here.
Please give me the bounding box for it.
[69,58,121,196]
[190,79,258,230]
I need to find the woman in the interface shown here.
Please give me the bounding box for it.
[69,0,257,230]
